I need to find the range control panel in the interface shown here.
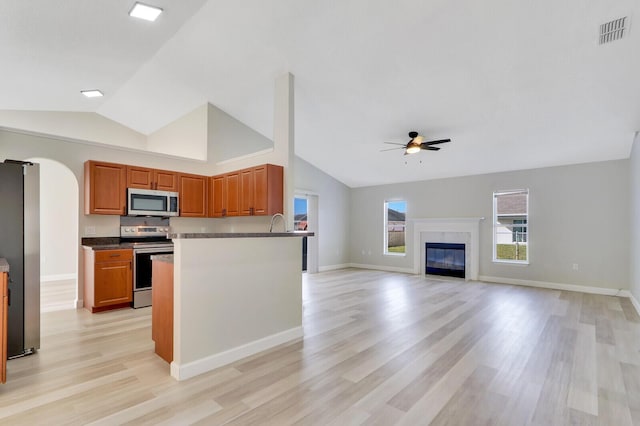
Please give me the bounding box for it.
[120,225,170,238]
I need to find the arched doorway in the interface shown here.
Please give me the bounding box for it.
[26,157,79,312]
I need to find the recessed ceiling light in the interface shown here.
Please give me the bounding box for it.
[129,2,163,22]
[81,90,104,98]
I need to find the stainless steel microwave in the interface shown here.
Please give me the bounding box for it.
[127,188,179,216]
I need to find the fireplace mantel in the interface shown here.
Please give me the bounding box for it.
[410,217,484,280]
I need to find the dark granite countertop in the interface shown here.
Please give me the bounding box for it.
[168,231,314,239]
[82,237,173,251]
[0,258,9,273]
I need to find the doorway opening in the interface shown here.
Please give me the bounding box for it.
[294,197,308,271]
[294,193,318,273]
[27,158,79,312]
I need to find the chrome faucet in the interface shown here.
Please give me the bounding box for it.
[269,213,286,232]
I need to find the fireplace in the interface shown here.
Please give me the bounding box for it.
[412,217,482,280]
[426,243,465,278]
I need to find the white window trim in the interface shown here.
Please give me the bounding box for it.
[384,200,406,257]
[492,189,529,265]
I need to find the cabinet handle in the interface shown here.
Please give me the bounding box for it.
[109,254,121,258]
[222,208,226,217]
[250,207,254,215]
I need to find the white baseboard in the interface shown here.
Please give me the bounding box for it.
[75,299,83,309]
[478,275,630,297]
[170,326,303,381]
[348,263,415,274]
[41,273,77,282]
[318,264,350,272]
[629,292,640,316]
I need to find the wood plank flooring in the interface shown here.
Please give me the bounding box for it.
[1,269,639,425]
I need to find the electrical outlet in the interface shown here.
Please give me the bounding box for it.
[572,263,579,271]
[85,226,96,236]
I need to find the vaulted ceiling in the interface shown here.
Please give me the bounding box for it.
[1,0,639,187]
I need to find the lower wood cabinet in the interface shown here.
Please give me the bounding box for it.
[1,271,7,384]
[83,249,133,313]
[152,258,173,363]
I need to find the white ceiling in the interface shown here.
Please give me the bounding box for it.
[1,0,639,187]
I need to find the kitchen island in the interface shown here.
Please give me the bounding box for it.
[165,231,312,381]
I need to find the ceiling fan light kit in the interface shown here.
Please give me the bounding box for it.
[382,131,451,155]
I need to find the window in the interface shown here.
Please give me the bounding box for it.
[493,189,528,263]
[384,200,406,255]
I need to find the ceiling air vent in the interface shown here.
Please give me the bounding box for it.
[599,17,628,44]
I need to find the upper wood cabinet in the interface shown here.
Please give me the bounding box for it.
[252,164,283,216]
[209,164,283,218]
[209,175,226,218]
[127,166,178,192]
[179,173,208,217]
[84,161,126,215]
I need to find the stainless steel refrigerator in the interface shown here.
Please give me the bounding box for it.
[0,160,40,358]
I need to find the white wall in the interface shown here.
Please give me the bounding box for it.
[350,160,630,291]
[208,103,273,163]
[294,157,351,270]
[630,133,640,304]
[0,111,147,150]
[147,105,208,160]
[29,158,78,280]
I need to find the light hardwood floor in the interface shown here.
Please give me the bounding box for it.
[1,269,640,425]
[40,279,76,312]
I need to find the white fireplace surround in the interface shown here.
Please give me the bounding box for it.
[411,218,484,280]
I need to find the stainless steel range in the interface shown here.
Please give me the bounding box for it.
[120,224,173,308]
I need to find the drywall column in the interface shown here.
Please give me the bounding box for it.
[274,73,295,230]
[630,131,640,309]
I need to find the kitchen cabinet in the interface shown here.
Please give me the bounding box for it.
[209,164,283,218]
[239,168,255,216]
[209,175,226,217]
[127,166,178,192]
[208,171,239,217]
[1,271,7,384]
[179,173,208,217]
[237,164,284,216]
[251,164,283,216]
[152,258,173,363]
[225,171,240,217]
[84,161,127,215]
[83,249,133,313]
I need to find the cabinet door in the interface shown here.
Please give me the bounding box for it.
[209,175,226,218]
[225,172,240,217]
[239,168,254,216]
[1,272,7,384]
[253,164,283,216]
[179,174,208,217]
[154,170,179,192]
[94,260,132,307]
[85,161,127,215]
[127,166,153,189]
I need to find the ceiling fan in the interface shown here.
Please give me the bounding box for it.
[381,131,451,155]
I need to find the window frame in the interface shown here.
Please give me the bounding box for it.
[492,189,529,265]
[383,199,407,257]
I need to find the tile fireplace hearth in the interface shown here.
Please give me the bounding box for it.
[411,217,483,280]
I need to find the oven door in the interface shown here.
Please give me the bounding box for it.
[133,246,173,308]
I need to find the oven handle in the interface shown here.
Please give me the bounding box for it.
[133,247,174,254]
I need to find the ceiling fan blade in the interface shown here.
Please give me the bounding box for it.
[380,147,405,152]
[423,146,441,151]
[422,139,451,146]
[383,142,407,146]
